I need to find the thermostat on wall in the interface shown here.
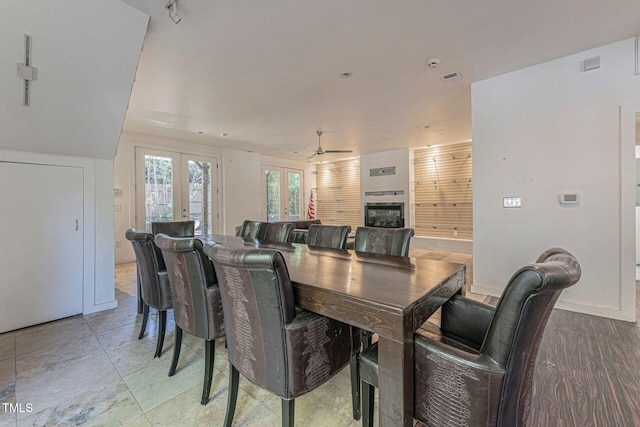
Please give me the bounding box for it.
[559,193,580,205]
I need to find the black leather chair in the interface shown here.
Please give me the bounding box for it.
[206,244,361,427]
[152,220,195,237]
[353,226,415,256]
[155,234,225,405]
[236,220,263,239]
[307,224,351,249]
[125,229,172,358]
[353,226,415,350]
[257,222,294,243]
[304,223,360,417]
[359,248,582,427]
[288,229,309,244]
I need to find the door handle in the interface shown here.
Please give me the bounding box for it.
[75,219,78,231]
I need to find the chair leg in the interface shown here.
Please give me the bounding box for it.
[362,331,373,350]
[224,363,240,427]
[282,399,295,427]
[154,310,167,358]
[350,352,361,420]
[168,326,182,377]
[138,303,149,340]
[201,339,216,405]
[361,381,375,427]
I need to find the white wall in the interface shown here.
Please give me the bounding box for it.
[1,0,148,160]
[472,38,640,321]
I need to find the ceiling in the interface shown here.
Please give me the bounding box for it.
[121,0,640,161]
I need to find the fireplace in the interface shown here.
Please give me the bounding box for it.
[364,203,404,228]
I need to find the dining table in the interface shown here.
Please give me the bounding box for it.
[200,234,466,427]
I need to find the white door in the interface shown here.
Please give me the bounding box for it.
[0,162,83,333]
[262,166,303,222]
[135,148,219,235]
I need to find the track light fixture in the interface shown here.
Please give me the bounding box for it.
[165,0,181,24]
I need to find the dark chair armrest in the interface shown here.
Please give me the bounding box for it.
[441,295,495,350]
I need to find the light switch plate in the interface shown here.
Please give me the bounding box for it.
[503,197,521,208]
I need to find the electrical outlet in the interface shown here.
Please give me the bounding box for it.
[114,204,121,212]
[453,229,458,237]
[115,241,121,248]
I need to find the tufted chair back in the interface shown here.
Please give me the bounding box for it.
[413,248,581,427]
[257,222,294,243]
[154,234,224,341]
[152,221,195,237]
[236,220,263,239]
[307,224,351,249]
[125,229,171,310]
[353,226,415,257]
[207,245,354,400]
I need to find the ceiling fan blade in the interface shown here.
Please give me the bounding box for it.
[324,150,353,153]
[306,152,318,160]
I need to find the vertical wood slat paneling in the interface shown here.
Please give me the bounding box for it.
[414,143,472,239]
[316,159,361,231]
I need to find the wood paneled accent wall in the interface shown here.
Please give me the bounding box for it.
[315,158,361,231]
[413,142,472,239]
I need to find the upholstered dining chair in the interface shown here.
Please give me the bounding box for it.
[358,247,581,427]
[307,224,351,249]
[206,244,361,427]
[152,220,195,237]
[304,223,360,417]
[353,226,415,257]
[257,222,294,243]
[288,229,309,244]
[125,229,173,358]
[353,226,415,349]
[154,234,225,405]
[236,220,263,239]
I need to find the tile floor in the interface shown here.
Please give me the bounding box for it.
[0,249,474,427]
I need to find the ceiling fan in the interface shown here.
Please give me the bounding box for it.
[306,130,353,160]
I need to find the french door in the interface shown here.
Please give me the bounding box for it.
[135,147,219,235]
[262,166,304,222]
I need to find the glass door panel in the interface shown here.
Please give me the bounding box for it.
[264,168,282,222]
[182,155,218,235]
[136,148,219,235]
[262,166,303,222]
[287,171,301,221]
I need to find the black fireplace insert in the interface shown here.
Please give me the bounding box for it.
[364,203,404,228]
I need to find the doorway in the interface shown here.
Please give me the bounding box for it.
[135,147,220,235]
[262,166,303,222]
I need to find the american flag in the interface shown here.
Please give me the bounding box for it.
[307,190,315,220]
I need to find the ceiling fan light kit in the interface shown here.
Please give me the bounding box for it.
[306,130,353,160]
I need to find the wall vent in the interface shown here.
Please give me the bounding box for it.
[440,71,462,82]
[583,56,600,72]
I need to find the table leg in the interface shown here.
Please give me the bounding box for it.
[377,334,414,427]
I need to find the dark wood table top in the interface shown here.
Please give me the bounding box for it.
[201,234,466,427]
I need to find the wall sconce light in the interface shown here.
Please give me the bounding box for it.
[165,0,181,24]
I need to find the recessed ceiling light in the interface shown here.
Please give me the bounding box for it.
[220,133,229,137]
[294,151,298,154]
[340,72,352,78]
[197,131,205,134]
[423,124,431,129]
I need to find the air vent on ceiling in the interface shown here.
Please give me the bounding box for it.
[582,56,600,72]
[440,71,462,82]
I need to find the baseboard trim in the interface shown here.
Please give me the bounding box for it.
[83,300,117,315]
[412,236,472,253]
[471,284,635,323]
